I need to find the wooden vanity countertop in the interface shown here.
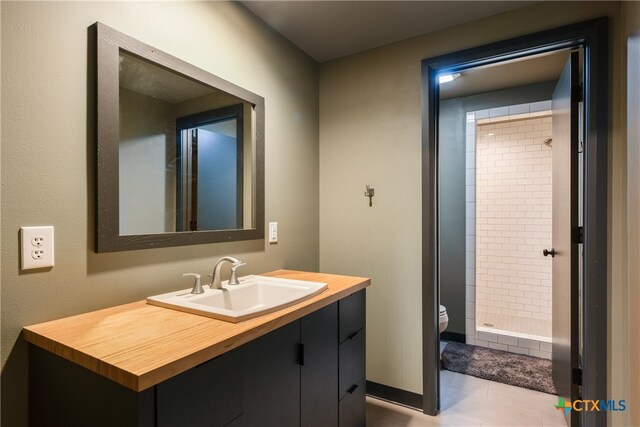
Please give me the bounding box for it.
[23,270,369,392]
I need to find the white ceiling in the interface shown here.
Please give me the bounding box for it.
[240,1,538,63]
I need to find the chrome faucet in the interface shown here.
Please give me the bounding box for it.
[209,256,246,289]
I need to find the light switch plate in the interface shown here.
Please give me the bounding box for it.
[268,222,278,244]
[21,226,54,270]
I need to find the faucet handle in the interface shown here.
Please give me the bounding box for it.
[228,262,247,285]
[182,273,204,294]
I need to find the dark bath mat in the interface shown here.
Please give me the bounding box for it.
[441,341,557,395]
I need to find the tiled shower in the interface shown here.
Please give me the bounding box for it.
[464,101,553,359]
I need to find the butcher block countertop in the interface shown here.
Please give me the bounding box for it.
[23,270,370,392]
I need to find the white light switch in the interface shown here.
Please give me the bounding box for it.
[269,222,278,244]
[21,226,54,270]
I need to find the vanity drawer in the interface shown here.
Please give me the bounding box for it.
[339,327,365,400]
[339,290,366,343]
[338,378,365,427]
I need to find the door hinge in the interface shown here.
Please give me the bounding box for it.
[572,226,584,244]
[574,83,584,103]
[191,130,198,153]
[572,368,583,386]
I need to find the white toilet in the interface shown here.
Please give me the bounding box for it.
[439,305,449,333]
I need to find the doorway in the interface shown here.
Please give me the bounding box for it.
[175,104,245,232]
[421,18,608,426]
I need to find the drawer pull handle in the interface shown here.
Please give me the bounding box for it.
[347,331,359,340]
[347,384,359,394]
[298,343,304,366]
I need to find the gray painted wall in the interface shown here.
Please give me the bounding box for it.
[1,3,319,425]
[2,1,634,422]
[319,1,620,396]
[439,81,556,335]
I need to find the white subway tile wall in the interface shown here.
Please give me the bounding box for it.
[463,105,553,359]
[475,115,553,322]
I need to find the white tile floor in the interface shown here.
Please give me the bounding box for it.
[366,370,566,426]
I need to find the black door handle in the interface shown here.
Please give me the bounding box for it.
[543,248,556,257]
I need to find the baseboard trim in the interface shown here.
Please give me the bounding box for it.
[440,331,465,343]
[366,380,423,410]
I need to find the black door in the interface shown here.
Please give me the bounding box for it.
[550,51,580,427]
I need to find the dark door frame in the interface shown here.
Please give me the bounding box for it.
[421,18,608,425]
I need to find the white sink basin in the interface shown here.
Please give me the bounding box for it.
[146,275,328,322]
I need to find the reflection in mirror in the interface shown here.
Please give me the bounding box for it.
[119,51,254,235]
[96,23,264,252]
[175,105,244,232]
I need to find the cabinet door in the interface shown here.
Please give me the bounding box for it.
[301,302,338,427]
[29,345,154,427]
[241,321,301,427]
[156,350,242,427]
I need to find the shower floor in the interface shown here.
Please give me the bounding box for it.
[476,312,552,343]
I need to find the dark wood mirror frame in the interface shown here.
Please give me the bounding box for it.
[94,22,264,252]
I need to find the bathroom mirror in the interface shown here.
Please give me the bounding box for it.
[95,23,264,252]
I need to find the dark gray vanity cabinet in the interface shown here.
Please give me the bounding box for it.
[29,290,366,427]
[338,290,367,427]
[156,349,243,426]
[240,320,302,426]
[239,290,365,427]
[301,303,339,427]
[29,345,156,427]
[240,302,341,427]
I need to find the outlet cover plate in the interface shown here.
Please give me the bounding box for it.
[21,226,54,270]
[268,222,278,243]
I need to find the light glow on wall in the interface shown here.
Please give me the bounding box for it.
[438,73,461,84]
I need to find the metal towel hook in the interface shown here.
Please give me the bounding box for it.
[364,185,375,207]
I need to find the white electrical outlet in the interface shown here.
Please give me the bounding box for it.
[21,226,54,270]
[269,222,278,244]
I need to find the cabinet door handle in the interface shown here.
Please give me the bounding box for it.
[347,330,359,340]
[298,343,304,366]
[347,384,359,394]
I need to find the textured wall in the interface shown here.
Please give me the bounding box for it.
[319,1,621,395]
[119,88,173,234]
[1,1,633,423]
[1,2,319,425]
[619,3,640,426]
